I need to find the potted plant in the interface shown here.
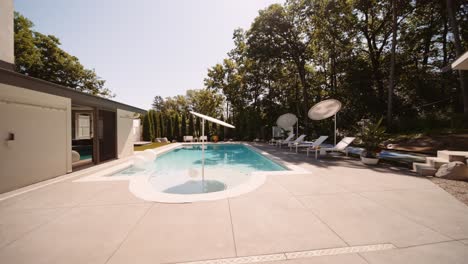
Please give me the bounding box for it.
[356,117,386,165]
[210,127,219,143]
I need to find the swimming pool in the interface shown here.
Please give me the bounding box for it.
[112,144,288,196]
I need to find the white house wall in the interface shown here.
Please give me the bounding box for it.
[117,109,136,158]
[0,0,14,65]
[0,83,71,193]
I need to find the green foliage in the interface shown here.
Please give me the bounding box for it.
[13,12,113,98]
[219,114,225,140]
[145,1,467,140]
[154,111,161,138]
[195,117,201,137]
[167,116,173,140]
[181,114,187,137]
[149,89,224,138]
[188,114,194,136]
[147,111,155,141]
[134,142,170,151]
[142,114,152,141]
[356,117,387,158]
[174,114,180,141]
[201,0,468,140]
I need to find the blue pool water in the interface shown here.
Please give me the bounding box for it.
[158,144,287,173]
[114,144,287,194]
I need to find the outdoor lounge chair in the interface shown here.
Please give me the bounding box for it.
[282,134,306,149]
[308,137,356,159]
[183,135,194,142]
[199,136,208,142]
[275,133,295,148]
[292,135,328,153]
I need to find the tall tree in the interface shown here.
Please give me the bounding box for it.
[142,114,152,141]
[147,111,155,141]
[387,0,399,128]
[181,114,187,137]
[152,96,164,111]
[219,114,225,140]
[159,114,166,138]
[174,114,180,141]
[354,0,393,107]
[154,111,161,138]
[167,115,173,140]
[188,114,194,136]
[446,0,468,119]
[195,116,201,137]
[248,4,313,131]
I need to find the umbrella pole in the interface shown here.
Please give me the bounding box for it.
[334,113,337,146]
[296,121,299,137]
[202,118,205,186]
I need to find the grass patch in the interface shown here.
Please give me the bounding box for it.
[134,142,170,151]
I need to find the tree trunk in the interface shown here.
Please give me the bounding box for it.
[296,59,310,134]
[442,9,448,98]
[446,0,468,120]
[387,0,398,128]
[295,82,301,121]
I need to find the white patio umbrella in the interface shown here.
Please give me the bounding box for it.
[190,111,235,183]
[276,113,298,136]
[308,99,342,145]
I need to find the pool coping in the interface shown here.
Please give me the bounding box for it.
[75,142,309,203]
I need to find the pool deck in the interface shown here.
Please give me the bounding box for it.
[1,143,468,264]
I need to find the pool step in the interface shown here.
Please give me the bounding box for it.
[437,150,468,161]
[412,150,468,177]
[413,162,438,176]
[426,157,448,169]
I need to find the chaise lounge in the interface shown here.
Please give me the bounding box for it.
[308,137,356,159]
[292,135,328,154]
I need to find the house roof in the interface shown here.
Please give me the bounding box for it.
[0,68,146,114]
[451,51,468,70]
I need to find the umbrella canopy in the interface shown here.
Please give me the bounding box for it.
[190,111,235,128]
[308,99,342,120]
[276,113,298,130]
[308,99,342,145]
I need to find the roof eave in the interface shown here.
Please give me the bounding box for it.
[0,68,147,114]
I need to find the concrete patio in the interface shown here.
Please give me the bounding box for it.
[1,143,468,264]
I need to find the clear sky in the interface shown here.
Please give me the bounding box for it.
[14,0,284,110]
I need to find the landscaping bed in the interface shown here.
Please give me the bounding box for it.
[430,177,468,206]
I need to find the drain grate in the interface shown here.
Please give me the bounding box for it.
[286,243,396,259]
[171,243,396,264]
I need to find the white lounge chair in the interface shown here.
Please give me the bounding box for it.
[276,134,295,148]
[285,134,306,150]
[308,137,356,159]
[199,136,208,142]
[293,136,328,153]
[183,135,194,142]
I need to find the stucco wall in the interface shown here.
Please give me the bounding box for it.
[132,119,141,142]
[117,109,136,158]
[0,0,14,64]
[0,83,71,194]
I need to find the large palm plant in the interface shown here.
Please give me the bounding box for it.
[356,117,387,158]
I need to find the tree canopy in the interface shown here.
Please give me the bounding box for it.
[144,0,467,141]
[13,12,113,98]
[202,0,467,139]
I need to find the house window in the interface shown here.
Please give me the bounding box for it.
[76,114,92,139]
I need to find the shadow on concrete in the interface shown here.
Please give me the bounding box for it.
[251,143,419,177]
